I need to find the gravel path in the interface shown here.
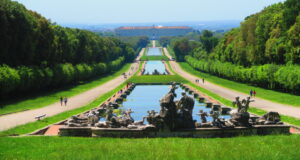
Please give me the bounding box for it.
[0,49,144,131]
[164,48,300,119]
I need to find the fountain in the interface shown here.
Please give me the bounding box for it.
[59,83,290,137]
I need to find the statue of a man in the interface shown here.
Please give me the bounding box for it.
[178,92,194,116]
[197,110,208,123]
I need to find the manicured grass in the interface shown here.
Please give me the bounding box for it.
[0,135,300,160]
[180,62,300,107]
[0,83,126,137]
[0,64,131,115]
[129,75,187,84]
[140,55,169,61]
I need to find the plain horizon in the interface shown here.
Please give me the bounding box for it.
[14,0,285,25]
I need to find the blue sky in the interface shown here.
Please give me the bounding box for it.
[14,0,285,24]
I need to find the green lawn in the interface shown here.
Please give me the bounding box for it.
[0,64,131,115]
[0,135,299,160]
[179,62,300,107]
[129,75,187,84]
[140,55,169,61]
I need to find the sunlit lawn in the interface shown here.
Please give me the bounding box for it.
[0,135,299,160]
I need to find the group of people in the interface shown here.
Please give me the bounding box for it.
[195,78,205,84]
[250,89,257,97]
[60,97,68,106]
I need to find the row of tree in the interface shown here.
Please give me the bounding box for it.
[0,57,125,97]
[186,56,300,94]
[0,0,136,67]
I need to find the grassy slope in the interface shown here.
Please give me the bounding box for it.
[179,62,300,107]
[0,64,131,115]
[0,135,299,160]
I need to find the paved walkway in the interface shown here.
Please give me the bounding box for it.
[0,49,144,131]
[164,48,300,119]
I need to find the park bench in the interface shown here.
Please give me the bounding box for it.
[35,114,46,120]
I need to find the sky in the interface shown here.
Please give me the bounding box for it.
[14,0,285,25]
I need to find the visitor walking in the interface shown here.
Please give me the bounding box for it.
[250,90,253,97]
[60,96,63,106]
[64,97,68,106]
[202,78,205,84]
[253,90,256,97]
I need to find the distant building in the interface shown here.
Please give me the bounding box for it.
[115,26,193,39]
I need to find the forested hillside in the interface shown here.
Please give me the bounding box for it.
[0,0,138,98]
[213,0,300,66]
[173,0,300,94]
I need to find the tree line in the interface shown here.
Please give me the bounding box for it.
[0,0,138,98]
[186,56,300,94]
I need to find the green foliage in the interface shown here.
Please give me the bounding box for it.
[200,30,219,53]
[171,38,202,61]
[0,57,125,98]
[0,0,137,97]
[212,1,300,66]
[116,36,150,50]
[185,56,300,94]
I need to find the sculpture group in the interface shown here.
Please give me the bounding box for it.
[65,83,284,131]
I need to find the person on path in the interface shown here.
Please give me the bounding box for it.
[60,97,63,106]
[253,90,256,97]
[202,78,205,84]
[64,97,68,106]
[250,90,253,97]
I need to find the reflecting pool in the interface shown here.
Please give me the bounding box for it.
[143,61,167,75]
[147,47,162,56]
[121,85,230,123]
